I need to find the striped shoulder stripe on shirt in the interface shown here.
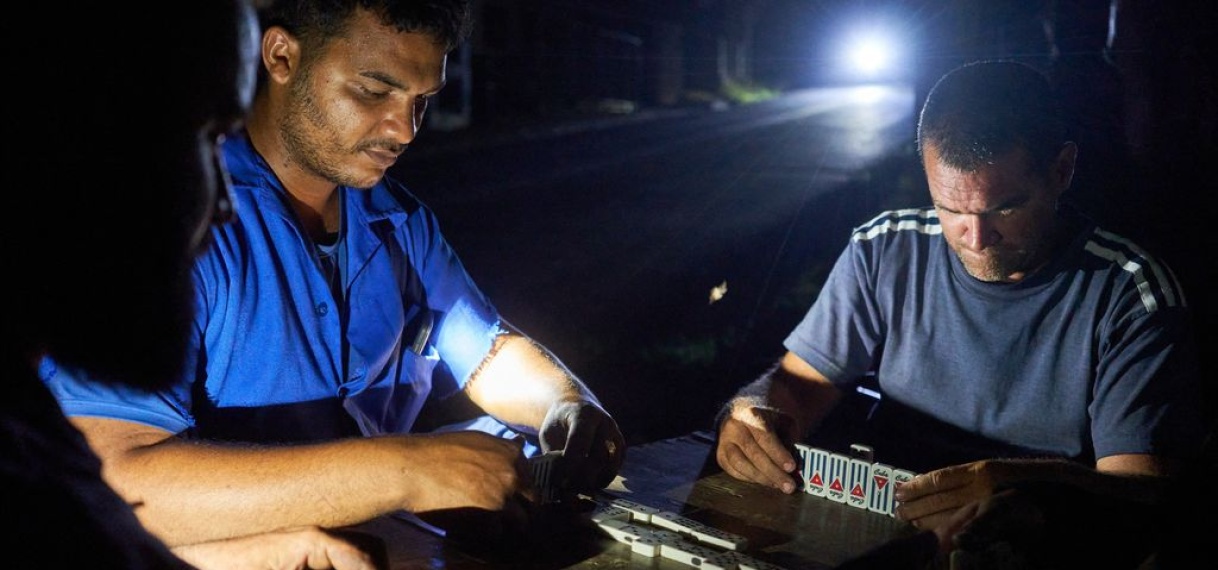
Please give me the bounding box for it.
[1084,228,1187,313]
[851,208,941,242]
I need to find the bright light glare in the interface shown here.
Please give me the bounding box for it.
[849,85,887,104]
[847,34,892,75]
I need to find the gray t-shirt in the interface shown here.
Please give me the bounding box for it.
[786,206,1203,471]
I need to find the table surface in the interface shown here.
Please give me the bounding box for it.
[351,431,919,569]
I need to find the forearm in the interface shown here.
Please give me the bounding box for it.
[1016,455,1169,505]
[935,456,1169,507]
[465,332,595,430]
[108,436,416,545]
[723,352,842,439]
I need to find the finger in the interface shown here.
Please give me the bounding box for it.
[559,403,600,459]
[905,506,960,532]
[895,464,970,503]
[583,423,626,491]
[598,428,627,488]
[540,402,602,446]
[719,424,799,493]
[317,532,382,570]
[741,410,798,474]
[933,501,983,554]
[323,528,387,570]
[562,418,623,491]
[896,484,977,527]
[894,492,954,524]
[738,426,800,492]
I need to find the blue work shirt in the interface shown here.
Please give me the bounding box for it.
[44,133,507,443]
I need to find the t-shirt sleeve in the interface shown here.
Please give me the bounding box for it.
[39,356,194,434]
[1091,303,1206,463]
[783,236,886,385]
[38,261,214,434]
[406,205,502,393]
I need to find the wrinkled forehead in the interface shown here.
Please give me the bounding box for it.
[924,145,1039,209]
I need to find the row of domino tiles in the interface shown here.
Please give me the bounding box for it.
[795,443,920,516]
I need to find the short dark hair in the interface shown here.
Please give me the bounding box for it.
[917,60,1067,173]
[263,0,472,53]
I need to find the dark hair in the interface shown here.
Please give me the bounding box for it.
[917,60,1067,173]
[263,0,472,53]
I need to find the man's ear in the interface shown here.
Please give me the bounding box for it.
[261,25,299,85]
[1052,142,1078,193]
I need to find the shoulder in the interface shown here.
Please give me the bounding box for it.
[850,207,941,244]
[1078,225,1188,313]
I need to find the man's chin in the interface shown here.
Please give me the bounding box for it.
[958,255,1015,283]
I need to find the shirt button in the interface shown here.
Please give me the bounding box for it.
[316,302,328,316]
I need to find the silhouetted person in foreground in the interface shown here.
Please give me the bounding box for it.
[3,1,380,567]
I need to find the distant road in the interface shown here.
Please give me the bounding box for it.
[393,84,921,445]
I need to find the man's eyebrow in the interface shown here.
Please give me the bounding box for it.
[935,195,1030,214]
[358,70,445,94]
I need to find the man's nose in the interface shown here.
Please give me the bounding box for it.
[962,215,999,250]
[383,100,423,146]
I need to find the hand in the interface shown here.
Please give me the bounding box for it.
[171,526,384,570]
[936,487,1045,554]
[940,481,1159,568]
[404,430,536,513]
[538,399,626,494]
[893,459,1014,530]
[715,402,802,494]
[400,431,537,546]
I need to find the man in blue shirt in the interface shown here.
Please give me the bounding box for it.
[42,0,624,548]
[714,61,1204,534]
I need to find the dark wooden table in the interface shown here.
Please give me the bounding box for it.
[352,431,919,569]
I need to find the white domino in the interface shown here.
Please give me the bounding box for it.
[804,446,830,497]
[596,495,761,565]
[867,463,894,515]
[892,468,917,517]
[791,444,926,524]
[651,510,748,550]
[825,453,850,503]
[660,538,724,566]
[846,458,871,509]
[630,535,664,557]
[595,518,653,544]
[739,557,789,570]
[590,504,632,524]
[608,497,661,523]
[702,550,788,570]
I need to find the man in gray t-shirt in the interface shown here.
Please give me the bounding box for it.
[714,61,1204,535]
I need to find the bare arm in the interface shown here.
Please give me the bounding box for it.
[893,453,1169,531]
[463,326,625,493]
[715,351,844,494]
[171,526,382,570]
[73,417,531,546]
